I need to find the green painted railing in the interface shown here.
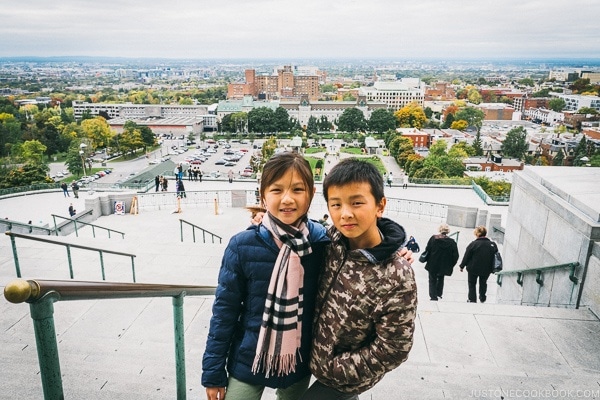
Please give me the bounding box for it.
[0,218,54,235]
[5,231,137,282]
[179,219,222,244]
[51,213,125,238]
[3,279,216,400]
[495,262,580,287]
[448,231,460,242]
[495,262,580,305]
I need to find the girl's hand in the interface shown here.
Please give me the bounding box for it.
[206,387,226,400]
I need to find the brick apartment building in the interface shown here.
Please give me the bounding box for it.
[227,66,321,101]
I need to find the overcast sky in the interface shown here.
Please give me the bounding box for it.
[2,0,599,60]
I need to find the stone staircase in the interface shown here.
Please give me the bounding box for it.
[1,206,599,399]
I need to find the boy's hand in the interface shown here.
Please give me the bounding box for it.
[399,248,414,264]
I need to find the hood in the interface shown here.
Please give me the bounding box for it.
[330,217,406,264]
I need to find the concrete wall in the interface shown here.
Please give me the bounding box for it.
[580,242,600,318]
[498,167,600,311]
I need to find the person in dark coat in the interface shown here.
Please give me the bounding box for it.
[68,203,76,217]
[423,224,459,301]
[460,226,498,303]
[202,152,329,400]
[406,236,420,253]
[154,175,160,192]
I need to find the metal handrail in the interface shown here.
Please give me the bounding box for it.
[51,213,125,238]
[448,231,460,242]
[0,218,54,235]
[496,262,580,287]
[5,231,137,282]
[4,278,216,400]
[179,218,222,244]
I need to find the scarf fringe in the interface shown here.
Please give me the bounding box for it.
[252,352,299,379]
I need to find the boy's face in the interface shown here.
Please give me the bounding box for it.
[326,182,386,250]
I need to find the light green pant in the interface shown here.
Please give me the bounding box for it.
[225,375,310,400]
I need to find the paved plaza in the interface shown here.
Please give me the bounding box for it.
[1,178,599,399]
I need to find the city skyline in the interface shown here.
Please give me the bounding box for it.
[2,0,600,61]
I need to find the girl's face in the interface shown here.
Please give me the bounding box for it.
[263,168,313,226]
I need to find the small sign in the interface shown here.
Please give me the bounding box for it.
[114,201,125,215]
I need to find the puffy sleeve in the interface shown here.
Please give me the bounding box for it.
[201,235,246,388]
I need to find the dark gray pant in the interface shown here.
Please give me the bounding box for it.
[299,381,359,400]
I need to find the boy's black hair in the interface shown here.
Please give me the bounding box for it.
[323,158,385,202]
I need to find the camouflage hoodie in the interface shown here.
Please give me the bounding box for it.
[309,217,418,394]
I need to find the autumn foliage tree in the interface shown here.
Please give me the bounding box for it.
[394,102,427,129]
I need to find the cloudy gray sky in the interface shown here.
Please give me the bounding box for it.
[2,0,599,60]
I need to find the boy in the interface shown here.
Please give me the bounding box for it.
[301,158,418,399]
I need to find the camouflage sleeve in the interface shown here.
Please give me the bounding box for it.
[330,264,417,386]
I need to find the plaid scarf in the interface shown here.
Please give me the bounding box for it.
[252,212,312,378]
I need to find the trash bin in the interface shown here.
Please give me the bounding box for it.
[101,162,107,166]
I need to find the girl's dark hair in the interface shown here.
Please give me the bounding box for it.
[259,152,314,203]
[323,158,384,202]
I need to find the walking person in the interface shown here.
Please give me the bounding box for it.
[176,179,186,198]
[460,226,498,303]
[60,182,70,197]
[155,175,160,192]
[422,224,459,301]
[71,181,80,199]
[406,235,420,253]
[228,169,234,183]
[202,152,330,400]
[68,203,76,217]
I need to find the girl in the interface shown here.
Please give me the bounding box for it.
[202,152,329,400]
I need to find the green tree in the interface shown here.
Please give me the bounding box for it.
[548,98,566,112]
[0,162,51,188]
[318,115,332,131]
[501,126,528,160]
[577,107,598,115]
[552,148,565,166]
[248,107,276,134]
[306,116,319,135]
[368,109,396,134]
[21,140,47,164]
[274,107,291,132]
[449,141,474,158]
[518,78,535,87]
[337,108,367,133]
[472,132,484,156]
[412,166,447,180]
[454,107,485,132]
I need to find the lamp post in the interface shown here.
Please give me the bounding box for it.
[79,143,87,177]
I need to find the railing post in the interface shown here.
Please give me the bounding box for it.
[173,294,187,400]
[30,294,64,400]
[180,220,183,242]
[9,233,22,278]
[92,225,96,238]
[66,245,74,279]
[192,226,196,243]
[52,215,59,236]
[131,256,136,283]
[99,250,106,281]
[108,229,111,239]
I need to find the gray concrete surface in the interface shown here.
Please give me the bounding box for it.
[1,182,599,399]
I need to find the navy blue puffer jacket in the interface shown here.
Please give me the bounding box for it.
[202,219,329,389]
